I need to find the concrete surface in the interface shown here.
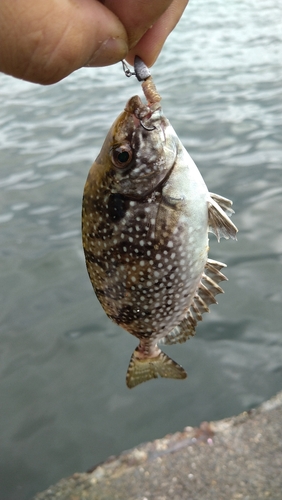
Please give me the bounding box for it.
[34,391,282,500]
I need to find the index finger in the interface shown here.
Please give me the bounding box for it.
[126,0,189,67]
[102,0,175,48]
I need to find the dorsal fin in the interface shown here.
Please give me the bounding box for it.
[162,259,227,345]
[208,193,238,241]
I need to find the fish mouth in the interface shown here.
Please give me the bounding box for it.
[125,95,162,130]
[125,95,149,117]
[125,96,166,142]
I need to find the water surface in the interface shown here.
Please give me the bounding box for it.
[0,1,281,498]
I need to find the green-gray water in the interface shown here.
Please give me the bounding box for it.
[0,1,281,498]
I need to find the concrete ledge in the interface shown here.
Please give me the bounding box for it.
[34,391,282,500]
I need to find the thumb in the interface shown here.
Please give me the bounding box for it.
[0,0,128,85]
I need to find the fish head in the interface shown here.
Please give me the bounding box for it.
[94,94,178,198]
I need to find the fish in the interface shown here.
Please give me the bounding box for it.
[82,59,238,388]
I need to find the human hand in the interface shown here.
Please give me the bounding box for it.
[103,0,189,68]
[0,0,188,85]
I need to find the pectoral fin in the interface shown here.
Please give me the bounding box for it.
[208,194,238,241]
[126,349,187,388]
[209,192,235,217]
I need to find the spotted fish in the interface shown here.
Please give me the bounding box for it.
[82,59,238,388]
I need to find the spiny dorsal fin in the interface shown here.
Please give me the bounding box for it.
[126,349,187,388]
[208,194,238,241]
[163,259,228,346]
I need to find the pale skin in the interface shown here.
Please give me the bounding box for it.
[0,0,188,85]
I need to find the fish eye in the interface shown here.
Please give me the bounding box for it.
[111,144,133,169]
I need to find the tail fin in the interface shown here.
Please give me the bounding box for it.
[126,349,187,389]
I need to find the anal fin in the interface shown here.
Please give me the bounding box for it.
[205,258,227,283]
[126,349,187,388]
[162,315,196,345]
[163,258,228,346]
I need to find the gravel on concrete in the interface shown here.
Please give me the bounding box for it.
[34,391,282,500]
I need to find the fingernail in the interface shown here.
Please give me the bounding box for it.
[86,37,128,67]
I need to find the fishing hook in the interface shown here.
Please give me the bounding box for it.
[140,120,156,131]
